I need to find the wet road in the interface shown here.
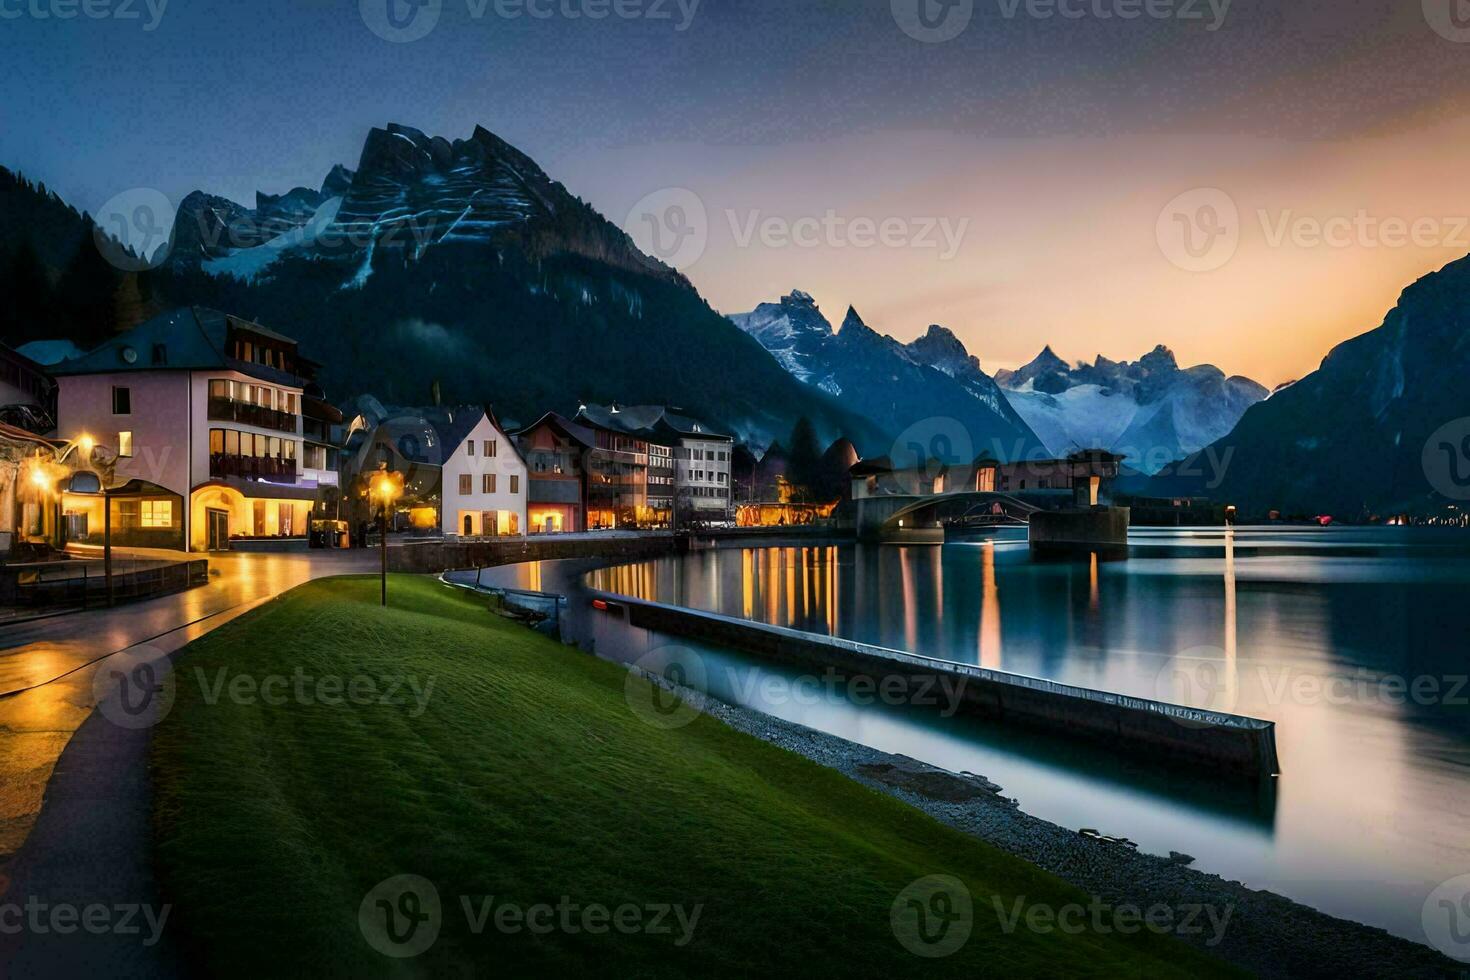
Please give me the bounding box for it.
[0,549,374,861]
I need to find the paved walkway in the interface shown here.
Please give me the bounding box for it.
[0,549,374,972]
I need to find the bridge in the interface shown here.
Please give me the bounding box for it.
[855,490,1045,542]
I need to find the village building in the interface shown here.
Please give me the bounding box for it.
[515,412,594,534]
[50,307,339,552]
[343,404,527,538]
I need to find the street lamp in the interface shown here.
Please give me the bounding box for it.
[371,467,404,607]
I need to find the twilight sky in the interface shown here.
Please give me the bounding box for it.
[5,0,1470,386]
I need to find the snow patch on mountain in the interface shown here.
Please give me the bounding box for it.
[203,196,343,281]
[730,291,1047,461]
[998,346,1267,473]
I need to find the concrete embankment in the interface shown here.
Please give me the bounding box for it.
[589,590,1280,779]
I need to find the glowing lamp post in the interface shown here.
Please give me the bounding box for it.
[371,468,404,607]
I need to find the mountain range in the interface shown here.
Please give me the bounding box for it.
[0,125,885,453]
[730,291,1045,463]
[995,346,1269,474]
[730,291,1266,473]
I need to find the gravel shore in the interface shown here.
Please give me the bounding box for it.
[639,671,1462,979]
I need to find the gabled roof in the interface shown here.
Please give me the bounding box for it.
[656,410,731,441]
[575,403,730,442]
[385,405,528,467]
[515,411,596,450]
[49,307,308,387]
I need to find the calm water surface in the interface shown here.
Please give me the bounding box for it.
[583,527,1470,942]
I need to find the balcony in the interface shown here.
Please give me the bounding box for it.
[208,397,299,434]
[210,454,299,483]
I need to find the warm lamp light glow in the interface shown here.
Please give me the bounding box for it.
[370,469,405,504]
[78,434,94,454]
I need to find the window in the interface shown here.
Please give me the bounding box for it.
[459,475,473,495]
[483,474,496,494]
[485,440,497,458]
[510,475,519,494]
[112,387,131,415]
[467,441,475,457]
[118,431,133,457]
[141,500,172,528]
[152,344,167,366]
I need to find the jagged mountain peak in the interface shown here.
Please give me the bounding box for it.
[726,289,836,387]
[730,293,1046,461]
[907,323,983,378]
[998,340,1268,472]
[321,164,355,198]
[1138,343,1179,373]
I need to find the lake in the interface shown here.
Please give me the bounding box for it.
[581,527,1470,943]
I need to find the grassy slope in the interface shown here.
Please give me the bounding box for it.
[152,576,1238,978]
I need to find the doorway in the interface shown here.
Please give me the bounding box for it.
[206,508,230,551]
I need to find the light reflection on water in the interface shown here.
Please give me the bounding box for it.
[583,527,1470,943]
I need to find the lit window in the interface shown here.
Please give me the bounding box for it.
[118,431,133,457]
[141,500,172,528]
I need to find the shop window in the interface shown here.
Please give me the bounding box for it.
[142,500,172,528]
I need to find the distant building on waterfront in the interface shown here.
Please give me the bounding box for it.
[573,404,733,527]
[852,449,1124,507]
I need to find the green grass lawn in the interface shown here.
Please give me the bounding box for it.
[152,575,1239,977]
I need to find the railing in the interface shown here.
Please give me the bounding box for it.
[7,559,210,610]
[207,397,299,433]
[210,453,298,482]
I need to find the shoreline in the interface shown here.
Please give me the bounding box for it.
[631,666,1459,978]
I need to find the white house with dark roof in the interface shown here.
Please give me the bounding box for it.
[432,407,528,538]
[50,306,335,552]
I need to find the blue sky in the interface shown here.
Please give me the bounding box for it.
[5,0,1470,384]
